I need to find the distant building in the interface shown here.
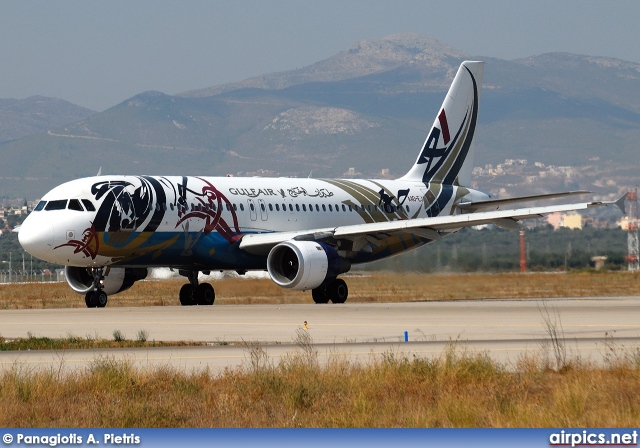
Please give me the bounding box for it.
[618,216,631,230]
[546,212,583,230]
[343,167,361,177]
[591,256,607,270]
[563,214,582,229]
[547,212,563,229]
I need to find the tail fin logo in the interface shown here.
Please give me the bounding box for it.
[438,109,451,144]
[416,108,451,169]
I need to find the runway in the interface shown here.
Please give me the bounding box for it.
[0,297,638,373]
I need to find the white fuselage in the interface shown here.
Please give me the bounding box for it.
[19,175,490,270]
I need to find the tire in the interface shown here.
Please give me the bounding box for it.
[196,283,215,306]
[96,291,108,308]
[311,285,330,304]
[179,284,194,306]
[85,291,97,308]
[330,278,348,304]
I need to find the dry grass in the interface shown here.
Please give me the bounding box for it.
[0,345,639,427]
[0,334,207,351]
[0,271,639,309]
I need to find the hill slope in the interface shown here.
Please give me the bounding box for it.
[0,96,95,143]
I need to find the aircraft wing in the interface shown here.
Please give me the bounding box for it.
[455,190,590,212]
[239,197,623,255]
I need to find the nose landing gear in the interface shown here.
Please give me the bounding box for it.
[85,267,107,308]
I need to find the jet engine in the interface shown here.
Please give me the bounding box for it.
[267,241,350,290]
[65,266,148,295]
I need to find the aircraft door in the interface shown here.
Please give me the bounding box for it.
[247,199,257,221]
[258,199,268,221]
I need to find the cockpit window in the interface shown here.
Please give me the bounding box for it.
[68,199,84,211]
[81,199,96,212]
[44,200,67,211]
[34,201,47,211]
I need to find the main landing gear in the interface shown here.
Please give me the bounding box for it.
[179,270,215,306]
[311,278,348,304]
[85,267,108,308]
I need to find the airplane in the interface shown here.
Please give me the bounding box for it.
[17,61,623,307]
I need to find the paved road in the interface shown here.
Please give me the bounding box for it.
[0,297,638,373]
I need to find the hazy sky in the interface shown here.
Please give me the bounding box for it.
[2,0,639,111]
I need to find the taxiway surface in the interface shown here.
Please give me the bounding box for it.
[0,297,638,373]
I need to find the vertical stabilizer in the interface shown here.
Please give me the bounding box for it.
[401,61,483,186]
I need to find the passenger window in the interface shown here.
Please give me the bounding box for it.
[328,204,333,212]
[342,205,346,212]
[212,204,217,211]
[170,203,175,211]
[260,203,265,212]
[322,204,326,212]
[240,204,245,212]
[308,204,312,212]
[233,204,237,211]
[302,204,306,212]
[250,204,255,211]
[406,205,410,213]
[289,204,293,211]
[275,204,280,211]
[45,200,67,211]
[34,201,47,211]
[81,199,96,212]
[335,204,339,211]
[68,199,84,211]
[268,204,273,212]
[315,204,319,212]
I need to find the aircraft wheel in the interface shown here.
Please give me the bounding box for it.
[311,284,330,304]
[85,291,97,308]
[196,283,215,306]
[330,279,348,304]
[179,284,195,306]
[96,291,108,308]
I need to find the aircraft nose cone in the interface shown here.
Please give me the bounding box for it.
[18,216,54,260]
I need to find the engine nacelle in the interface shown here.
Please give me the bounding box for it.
[65,266,148,295]
[267,240,350,290]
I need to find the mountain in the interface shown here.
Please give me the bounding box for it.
[179,34,467,97]
[0,33,639,200]
[0,96,95,143]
